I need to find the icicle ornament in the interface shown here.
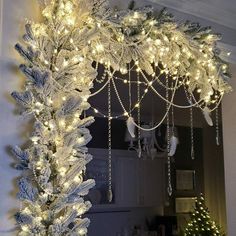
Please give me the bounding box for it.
[127,116,136,138]
[168,135,179,157]
[203,107,214,126]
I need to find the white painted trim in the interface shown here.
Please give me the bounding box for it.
[148,0,236,31]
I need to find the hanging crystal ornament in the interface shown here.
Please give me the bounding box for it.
[137,69,142,158]
[190,96,195,160]
[107,78,113,203]
[126,64,136,139]
[216,107,220,146]
[166,76,172,196]
[169,81,179,157]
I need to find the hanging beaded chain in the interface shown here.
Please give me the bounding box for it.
[166,77,172,196]
[107,79,113,203]
[215,107,220,146]
[137,71,142,158]
[190,96,195,160]
[128,63,132,114]
[171,82,175,135]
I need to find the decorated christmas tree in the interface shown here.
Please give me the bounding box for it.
[185,194,223,236]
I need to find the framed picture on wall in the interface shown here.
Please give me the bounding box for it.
[175,197,197,213]
[176,170,195,191]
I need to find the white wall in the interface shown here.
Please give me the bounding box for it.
[222,65,236,236]
[0,0,39,234]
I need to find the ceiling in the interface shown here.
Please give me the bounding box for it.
[109,0,236,46]
[149,0,236,32]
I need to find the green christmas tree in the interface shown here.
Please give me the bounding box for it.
[185,195,223,236]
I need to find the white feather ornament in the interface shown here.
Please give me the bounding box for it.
[203,107,213,126]
[168,136,179,157]
[126,116,136,138]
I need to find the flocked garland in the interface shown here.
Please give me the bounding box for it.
[11,0,231,235]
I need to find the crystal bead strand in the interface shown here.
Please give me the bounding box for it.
[107,79,113,202]
[216,107,220,146]
[190,96,195,160]
[166,76,172,196]
[137,71,142,158]
[171,82,175,135]
[129,63,132,114]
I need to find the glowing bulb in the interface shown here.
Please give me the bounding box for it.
[67,125,73,131]
[120,68,127,74]
[74,175,82,183]
[62,96,66,101]
[149,20,156,26]
[155,39,161,45]
[134,12,139,18]
[77,137,85,144]
[63,60,69,67]
[59,120,65,127]
[59,167,67,176]
[94,109,98,113]
[70,38,74,44]
[22,226,28,231]
[79,228,87,235]
[96,44,104,52]
[74,112,80,118]
[66,17,75,26]
[144,88,148,93]
[124,79,128,84]
[222,64,227,70]
[124,112,129,117]
[49,123,54,129]
[135,103,140,108]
